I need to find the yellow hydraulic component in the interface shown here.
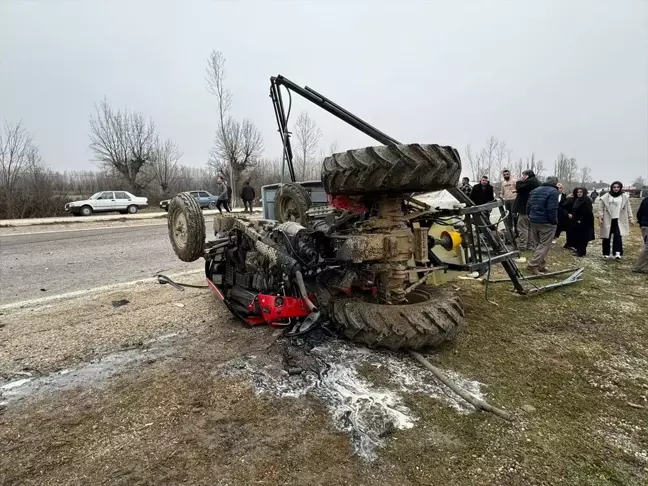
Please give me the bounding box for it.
[440,230,462,250]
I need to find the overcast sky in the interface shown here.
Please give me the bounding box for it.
[1,1,647,184]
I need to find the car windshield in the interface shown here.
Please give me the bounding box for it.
[89,192,102,200]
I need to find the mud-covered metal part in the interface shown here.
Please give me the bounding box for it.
[227,216,302,277]
[412,227,429,263]
[327,197,417,303]
[273,222,320,266]
[334,230,412,263]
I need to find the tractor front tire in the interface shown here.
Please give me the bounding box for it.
[330,285,464,351]
[168,192,205,262]
[322,144,461,196]
[275,183,312,225]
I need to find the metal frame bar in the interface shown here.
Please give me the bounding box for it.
[485,267,582,284]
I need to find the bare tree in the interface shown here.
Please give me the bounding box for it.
[205,50,264,206]
[554,153,578,190]
[512,158,525,179]
[329,140,339,154]
[465,137,503,181]
[89,99,156,193]
[632,176,646,188]
[525,153,545,180]
[579,166,592,186]
[494,140,510,181]
[481,136,499,179]
[150,137,182,197]
[464,145,484,182]
[0,120,38,218]
[294,111,322,180]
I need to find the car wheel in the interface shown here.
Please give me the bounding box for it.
[127,205,139,214]
[208,201,217,210]
[80,206,92,216]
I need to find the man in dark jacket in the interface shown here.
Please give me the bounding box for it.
[470,176,495,228]
[633,197,648,274]
[470,176,495,205]
[526,175,560,274]
[590,189,599,203]
[241,180,256,213]
[514,170,540,250]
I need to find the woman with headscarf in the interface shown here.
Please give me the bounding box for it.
[597,181,634,259]
[567,187,595,257]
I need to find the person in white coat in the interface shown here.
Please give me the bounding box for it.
[597,181,634,259]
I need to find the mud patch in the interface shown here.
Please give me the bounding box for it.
[0,332,182,407]
[214,339,483,461]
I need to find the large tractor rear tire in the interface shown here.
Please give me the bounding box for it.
[330,285,464,351]
[322,144,461,196]
[168,192,205,262]
[275,183,312,225]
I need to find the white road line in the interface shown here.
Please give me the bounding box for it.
[0,269,205,311]
[0,222,168,238]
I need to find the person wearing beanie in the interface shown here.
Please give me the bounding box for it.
[597,181,634,259]
[525,175,560,274]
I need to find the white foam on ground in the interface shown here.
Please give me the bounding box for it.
[1,378,33,391]
[215,341,483,461]
[0,332,185,404]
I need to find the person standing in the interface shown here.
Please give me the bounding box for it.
[590,189,599,204]
[554,183,569,244]
[459,177,472,198]
[214,175,231,213]
[500,169,517,236]
[633,196,648,273]
[471,176,495,205]
[598,181,634,259]
[241,180,256,213]
[526,176,560,274]
[470,176,495,226]
[567,187,595,257]
[514,170,540,251]
[226,181,233,209]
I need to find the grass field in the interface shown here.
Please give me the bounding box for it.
[0,225,646,485]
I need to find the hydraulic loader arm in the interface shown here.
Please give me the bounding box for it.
[269,75,401,183]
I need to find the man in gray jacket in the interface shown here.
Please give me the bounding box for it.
[214,176,231,213]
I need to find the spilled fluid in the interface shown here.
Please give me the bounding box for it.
[215,341,483,461]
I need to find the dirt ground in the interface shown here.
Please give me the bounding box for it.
[1,229,647,485]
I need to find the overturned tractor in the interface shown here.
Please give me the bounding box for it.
[166,75,583,351]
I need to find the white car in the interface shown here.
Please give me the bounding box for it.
[65,191,149,216]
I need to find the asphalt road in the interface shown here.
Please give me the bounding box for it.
[0,224,202,305]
